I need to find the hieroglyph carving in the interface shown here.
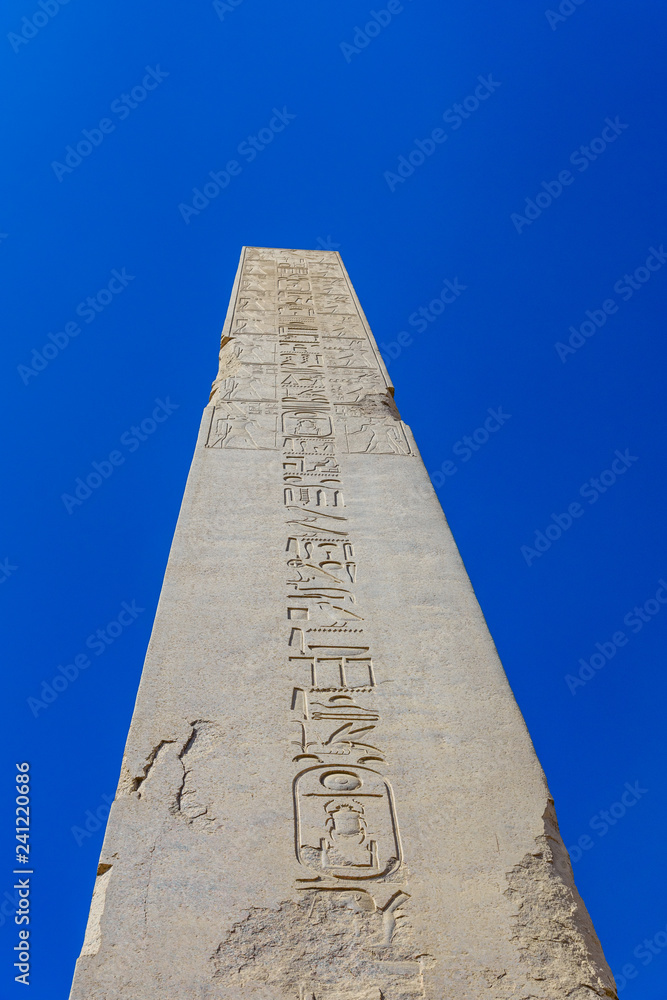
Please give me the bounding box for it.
[207,248,426,997]
[336,406,412,456]
[206,402,279,450]
[294,766,401,879]
[264,252,410,904]
[206,244,417,912]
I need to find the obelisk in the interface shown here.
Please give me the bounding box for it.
[69,248,617,1000]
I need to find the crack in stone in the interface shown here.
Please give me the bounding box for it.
[172,719,219,830]
[119,720,222,829]
[126,740,177,797]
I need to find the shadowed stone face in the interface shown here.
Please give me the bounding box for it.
[68,248,617,1000]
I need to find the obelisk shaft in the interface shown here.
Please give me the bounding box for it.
[69,248,616,1000]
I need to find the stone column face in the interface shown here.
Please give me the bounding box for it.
[69,248,617,1000]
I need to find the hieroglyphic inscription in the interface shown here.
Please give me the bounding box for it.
[251,249,411,908]
[335,404,412,456]
[206,247,414,458]
[207,402,279,450]
[206,248,414,886]
[207,248,425,996]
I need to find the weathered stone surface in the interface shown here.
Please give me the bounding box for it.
[69,248,617,1000]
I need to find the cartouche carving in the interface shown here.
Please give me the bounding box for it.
[294,766,401,880]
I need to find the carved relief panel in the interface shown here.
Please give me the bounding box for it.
[328,372,386,403]
[213,368,277,402]
[235,335,278,365]
[334,407,412,456]
[206,402,279,450]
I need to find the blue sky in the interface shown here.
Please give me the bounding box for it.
[1,0,666,996]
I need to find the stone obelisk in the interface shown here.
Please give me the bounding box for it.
[69,248,617,1000]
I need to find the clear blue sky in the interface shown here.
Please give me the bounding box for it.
[1,1,666,996]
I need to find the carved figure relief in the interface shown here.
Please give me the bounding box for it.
[339,414,412,456]
[212,367,277,402]
[206,402,278,450]
[235,336,277,365]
